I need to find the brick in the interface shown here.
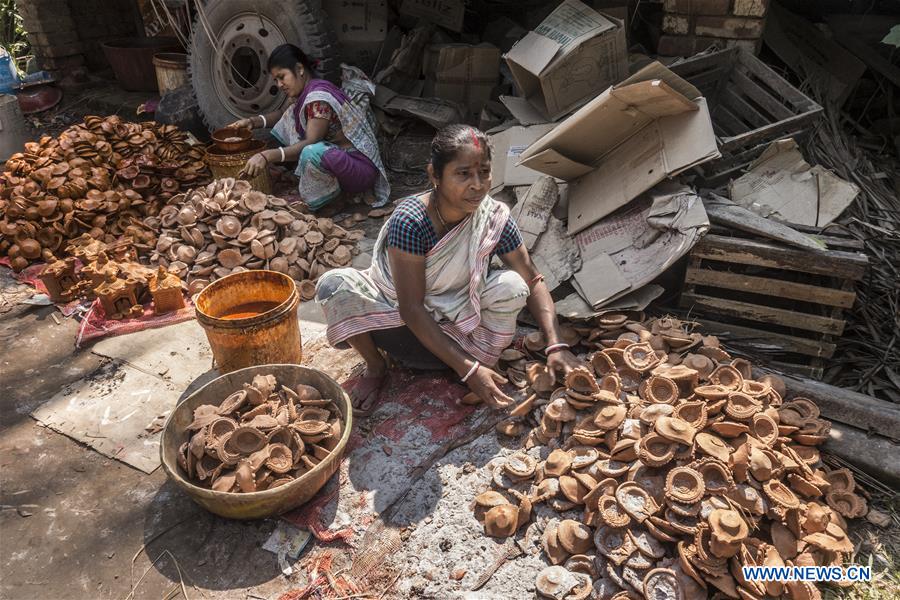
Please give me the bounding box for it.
[38,54,85,70]
[662,14,692,35]
[657,34,720,56]
[18,3,77,42]
[21,19,78,36]
[733,0,768,17]
[20,16,77,35]
[695,15,764,39]
[17,0,72,23]
[17,0,69,15]
[664,0,731,15]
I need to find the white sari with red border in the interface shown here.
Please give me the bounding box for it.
[315,194,529,365]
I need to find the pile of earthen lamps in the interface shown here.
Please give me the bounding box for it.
[466,315,867,600]
[1,115,366,316]
[1,115,210,272]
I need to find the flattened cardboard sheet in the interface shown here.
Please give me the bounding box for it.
[531,216,581,292]
[571,183,709,308]
[729,138,859,227]
[508,176,558,249]
[566,99,716,233]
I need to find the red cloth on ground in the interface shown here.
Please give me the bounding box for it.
[1,258,195,346]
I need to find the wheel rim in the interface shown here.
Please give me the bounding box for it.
[211,12,288,117]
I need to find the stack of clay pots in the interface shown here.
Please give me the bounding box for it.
[151,178,364,297]
[0,115,210,272]
[470,315,867,600]
[178,373,344,493]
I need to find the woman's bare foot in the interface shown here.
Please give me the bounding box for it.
[346,361,388,417]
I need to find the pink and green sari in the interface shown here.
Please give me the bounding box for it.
[272,79,389,209]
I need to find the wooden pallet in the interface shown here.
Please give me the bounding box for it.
[678,226,868,378]
[668,47,823,185]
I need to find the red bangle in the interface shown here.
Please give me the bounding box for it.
[528,274,545,290]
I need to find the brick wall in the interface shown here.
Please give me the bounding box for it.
[16,0,138,80]
[658,0,769,56]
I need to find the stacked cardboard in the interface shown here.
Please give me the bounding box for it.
[517,62,720,234]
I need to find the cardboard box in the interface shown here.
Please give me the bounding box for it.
[400,0,465,33]
[503,0,627,121]
[422,43,500,113]
[324,0,388,73]
[517,61,720,234]
[489,122,557,190]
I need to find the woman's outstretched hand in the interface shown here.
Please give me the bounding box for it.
[466,366,514,410]
[227,117,254,130]
[241,152,268,178]
[547,348,582,377]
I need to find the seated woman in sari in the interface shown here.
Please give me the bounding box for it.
[232,44,389,211]
[316,124,581,415]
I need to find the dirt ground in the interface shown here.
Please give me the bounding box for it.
[0,300,284,600]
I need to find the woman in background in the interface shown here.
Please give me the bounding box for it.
[231,44,389,211]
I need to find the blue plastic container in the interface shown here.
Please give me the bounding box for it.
[0,47,21,94]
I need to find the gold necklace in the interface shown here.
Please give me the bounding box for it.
[432,192,449,231]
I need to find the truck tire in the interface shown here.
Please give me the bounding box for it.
[188,0,339,130]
